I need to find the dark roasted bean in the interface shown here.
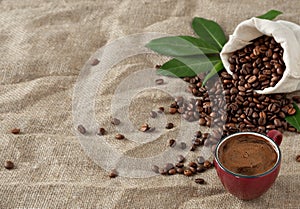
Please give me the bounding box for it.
[111,118,121,125]
[4,161,14,170]
[165,123,174,129]
[115,134,125,140]
[195,178,205,184]
[77,125,86,134]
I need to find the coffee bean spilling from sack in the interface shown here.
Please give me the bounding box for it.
[169,35,296,147]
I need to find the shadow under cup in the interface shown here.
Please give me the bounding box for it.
[213,132,282,200]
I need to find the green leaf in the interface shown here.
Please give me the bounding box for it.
[285,102,300,131]
[157,56,221,78]
[202,61,224,86]
[145,36,219,57]
[257,10,283,20]
[192,17,226,51]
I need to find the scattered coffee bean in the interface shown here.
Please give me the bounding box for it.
[11,128,20,135]
[164,163,174,171]
[115,134,125,140]
[140,123,150,132]
[188,161,197,168]
[4,161,14,170]
[165,123,174,129]
[168,168,177,175]
[296,155,300,162]
[150,111,157,118]
[180,142,187,150]
[77,125,86,134]
[203,160,212,169]
[183,169,193,176]
[196,164,206,173]
[177,155,185,163]
[109,169,118,178]
[159,168,167,175]
[190,166,197,174]
[169,107,177,114]
[195,178,205,184]
[155,64,162,69]
[151,165,159,173]
[97,127,106,136]
[190,145,197,152]
[197,156,205,164]
[194,131,202,138]
[111,118,121,125]
[176,167,184,174]
[158,107,165,113]
[175,162,184,168]
[91,58,100,66]
[169,139,176,147]
[155,78,164,85]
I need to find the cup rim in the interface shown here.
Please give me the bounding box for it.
[214,131,281,178]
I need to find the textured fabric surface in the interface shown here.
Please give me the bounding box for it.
[1,0,300,208]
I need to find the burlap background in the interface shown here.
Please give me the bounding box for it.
[1,0,300,208]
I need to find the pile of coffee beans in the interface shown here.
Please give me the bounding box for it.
[168,35,297,148]
[228,35,285,90]
[152,154,213,177]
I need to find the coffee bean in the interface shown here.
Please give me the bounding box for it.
[199,118,206,125]
[296,155,300,162]
[177,155,185,163]
[190,145,197,151]
[159,168,167,175]
[165,123,174,129]
[97,127,106,136]
[195,178,205,184]
[109,169,118,178]
[288,108,296,115]
[115,134,125,140]
[111,118,120,125]
[190,167,197,174]
[169,139,176,147]
[91,58,100,66]
[11,128,20,134]
[168,168,177,175]
[140,123,150,132]
[292,96,300,103]
[188,162,197,168]
[164,163,174,171]
[150,111,157,118]
[197,156,205,164]
[194,131,202,138]
[77,125,86,134]
[176,167,184,174]
[197,164,206,173]
[180,142,187,150]
[175,162,184,168]
[157,107,165,113]
[203,160,212,169]
[155,78,164,85]
[151,165,159,173]
[4,161,14,170]
[183,169,193,176]
[169,107,177,114]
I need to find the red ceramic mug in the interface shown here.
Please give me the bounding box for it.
[214,130,282,200]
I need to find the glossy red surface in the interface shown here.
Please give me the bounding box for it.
[214,130,282,200]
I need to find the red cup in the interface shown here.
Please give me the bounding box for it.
[214,130,282,200]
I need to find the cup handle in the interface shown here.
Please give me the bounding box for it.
[267,130,283,146]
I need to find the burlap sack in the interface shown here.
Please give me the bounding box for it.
[220,17,300,94]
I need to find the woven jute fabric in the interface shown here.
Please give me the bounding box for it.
[1,0,300,208]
